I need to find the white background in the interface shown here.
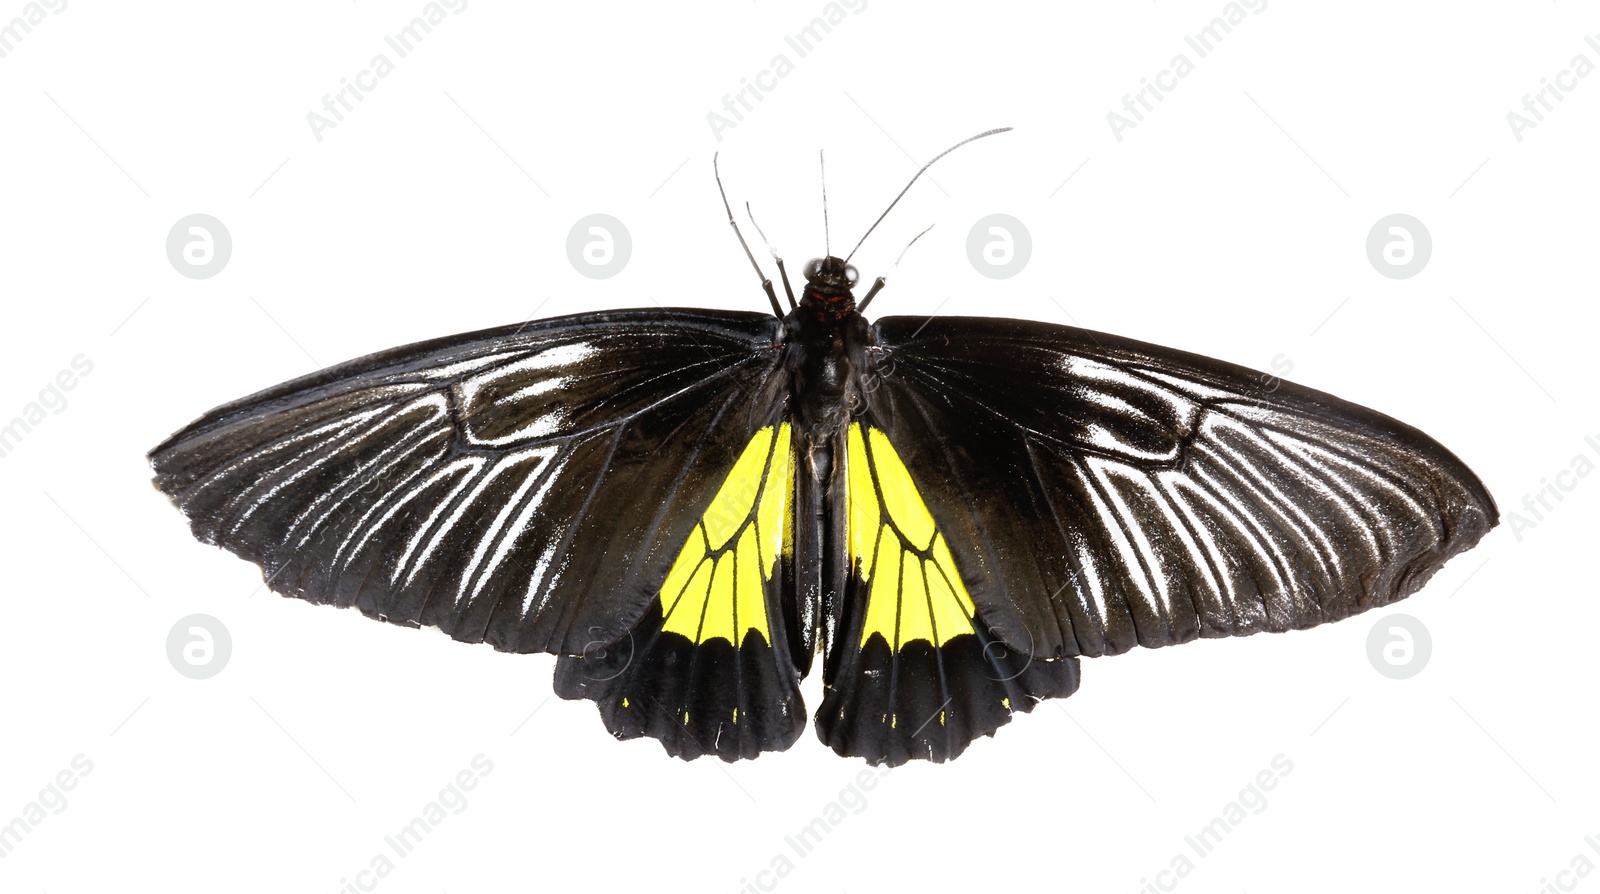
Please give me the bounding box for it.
[2,2,1596,892]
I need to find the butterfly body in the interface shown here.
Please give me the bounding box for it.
[778,256,871,683]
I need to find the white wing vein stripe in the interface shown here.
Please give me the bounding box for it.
[393,456,492,587]
[1202,421,1346,585]
[1090,459,1174,619]
[1161,474,1243,622]
[1142,468,1227,611]
[1265,430,1437,546]
[457,446,561,609]
[320,458,436,572]
[285,398,451,546]
[210,406,395,522]
[1186,461,1297,596]
[1064,458,1140,630]
[402,456,525,588]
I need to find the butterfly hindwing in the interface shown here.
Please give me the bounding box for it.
[554,424,807,761]
[148,308,789,657]
[866,315,1499,662]
[815,422,1080,765]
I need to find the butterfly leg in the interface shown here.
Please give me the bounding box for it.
[855,276,886,314]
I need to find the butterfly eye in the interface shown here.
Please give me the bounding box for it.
[804,258,824,280]
[844,265,859,285]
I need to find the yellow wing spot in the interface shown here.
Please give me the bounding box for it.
[847,423,976,651]
[864,427,935,546]
[660,424,792,646]
[781,453,796,559]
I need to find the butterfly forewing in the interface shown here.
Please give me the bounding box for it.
[149,309,789,657]
[864,315,1498,662]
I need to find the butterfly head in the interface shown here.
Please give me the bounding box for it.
[801,256,859,317]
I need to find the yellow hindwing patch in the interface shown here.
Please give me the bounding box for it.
[846,423,976,650]
[659,424,792,646]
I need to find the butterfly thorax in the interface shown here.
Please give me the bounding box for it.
[785,261,871,441]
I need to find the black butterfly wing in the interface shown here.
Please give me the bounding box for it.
[149,308,791,662]
[860,315,1497,662]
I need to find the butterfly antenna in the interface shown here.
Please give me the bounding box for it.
[715,153,784,317]
[820,150,830,257]
[895,223,936,267]
[746,201,796,309]
[843,127,1013,265]
[856,223,934,314]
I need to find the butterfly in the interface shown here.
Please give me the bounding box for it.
[148,130,1497,766]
